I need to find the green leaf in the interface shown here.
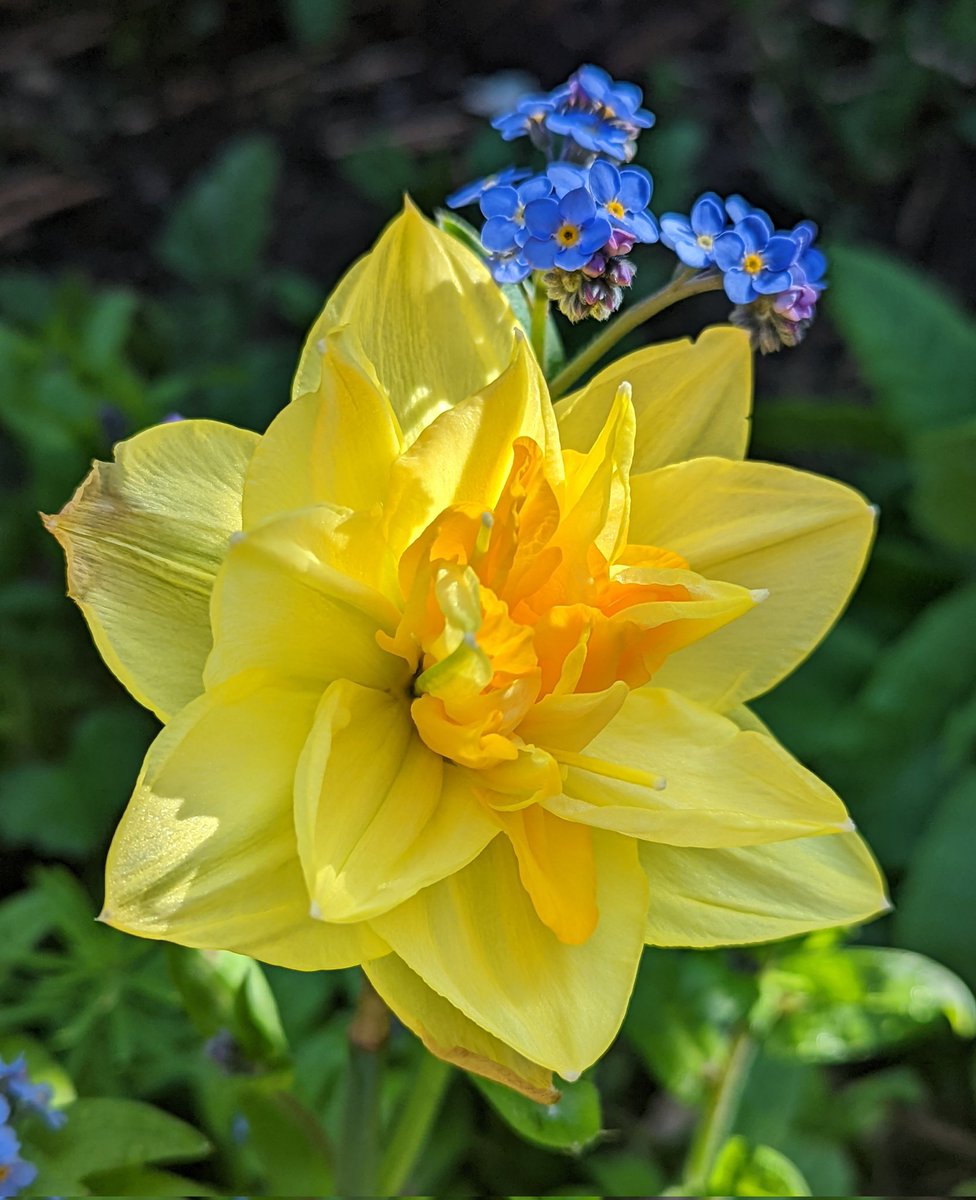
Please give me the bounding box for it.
[585,1149,665,1196]
[708,1135,811,1197]
[624,948,757,1104]
[895,770,976,992]
[473,1074,602,1154]
[501,282,565,379]
[843,583,976,760]
[168,947,289,1067]
[827,243,976,433]
[157,137,281,286]
[237,1087,334,1192]
[28,1098,211,1181]
[435,208,485,259]
[750,397,902,457]
[0,888,56,963]
[84,1164,216,1196]
[756,944,976,1063]
[909,416,976,549]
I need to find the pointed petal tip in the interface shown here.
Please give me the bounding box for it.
[613,379,633,403]
[309,899,323,920]
[559,1068,581,1082]
[750,587,770,603]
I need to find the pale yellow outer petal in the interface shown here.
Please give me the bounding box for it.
[102,672,387,969]
[364,953,558,1102]
[44,420,258,721]
[242,330,403,528]
[370,831,648,1077]
[630,457,875,708]
[294,680,498,922]
[640,831,889,947]
[293,201,519,445]
[556,381,635,562]
[553,327,751,472]
[383,333,559,556]
[205,506,407,692]
[543,687,853,847]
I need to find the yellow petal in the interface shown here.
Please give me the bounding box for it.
[294,680,498,922]
[44,419,257,721]
[544,687,853,846]
[102,672,387,968]
[554,327,751,472]
[371,831,648,1077]
[383,333,557,556]
[640,831,889,947]
[293,200,519,445]
[493,806,598,945]
[242,330,403,527]
[557,380,635,562]
[516,681,630,752]
[630,457,875,708]
[205,505,407,692]
[364,953,558,1102]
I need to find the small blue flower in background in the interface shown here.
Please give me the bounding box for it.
[713,214,800,303]
[0,1056,65,1132]
[522,188,612,271]
[490,92,564,144]
[479,175,553,255]
[445,166,531,210]
[724,193,774,230]
[545,109,632,158]
[660,192,728,267]
[589,160,658,243]
[567,65,655,133]
[0,1120,37,1200]
[547,162,589,196]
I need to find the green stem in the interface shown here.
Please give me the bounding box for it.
[530,270,549,364]
[679,1025,757,1195]
[335,974,391,1196]
[547,269,725,399]
[378,1053,452,1194]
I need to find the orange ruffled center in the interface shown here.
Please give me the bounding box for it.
[376,436,754,945]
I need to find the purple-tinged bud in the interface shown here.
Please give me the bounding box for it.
[774,284,819,322]
[582,252,607,277]
[605,228,636,256]
[730,294,816,354]
[607,257,636,287]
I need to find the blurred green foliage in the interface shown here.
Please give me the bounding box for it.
[1,0,975,1193]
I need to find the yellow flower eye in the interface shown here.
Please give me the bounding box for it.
[607,200,626,219]
[557,223,581,246]
[743,252,764,275]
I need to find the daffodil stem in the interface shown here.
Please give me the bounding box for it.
[377,1053,452,1194]
[547,269,726,399]
[530,270,549,365]
[335,974,390,1196]
[679,1024,757,1195]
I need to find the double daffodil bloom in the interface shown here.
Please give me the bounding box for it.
[48,202,887,1101]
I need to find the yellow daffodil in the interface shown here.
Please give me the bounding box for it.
[47,201,887,1102]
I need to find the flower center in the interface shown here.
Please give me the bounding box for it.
[378,437,723,784]
[697,233,714,249]
[743,252,764,275]
[606,200,626,219]
[557,223,581,246]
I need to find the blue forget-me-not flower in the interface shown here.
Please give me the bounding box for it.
[712,214,800,303]
[660,191,728,267]
[445,166,531,211]
[522,188,612,271]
